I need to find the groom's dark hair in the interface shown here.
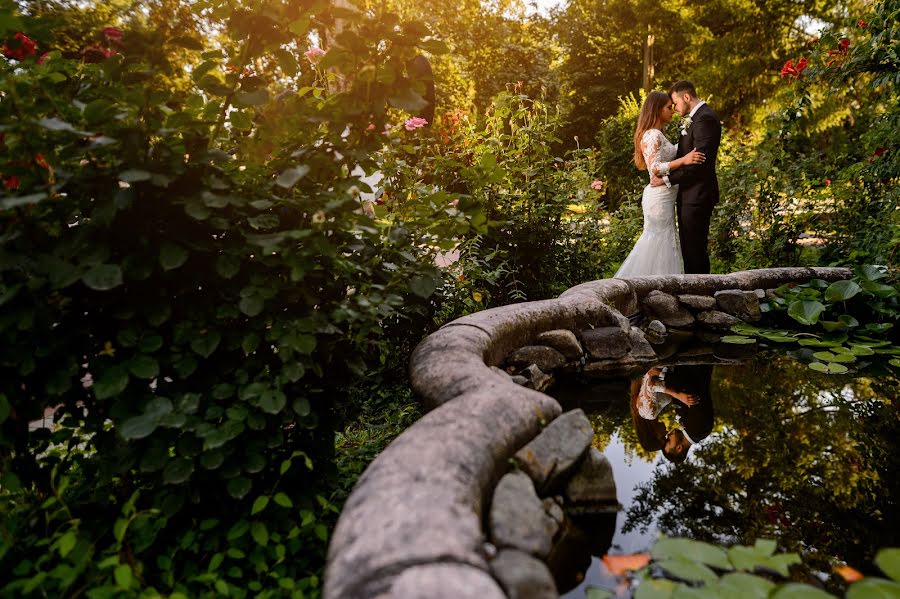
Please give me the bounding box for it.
[669,80,698,98]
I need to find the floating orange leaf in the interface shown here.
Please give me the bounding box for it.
[601,553,650,576]
[834,564,864,583]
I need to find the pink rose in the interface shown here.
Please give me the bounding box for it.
[366,123,376,131]
[591,180,604,191]
[404,117,428,131]
[305,47,325,64]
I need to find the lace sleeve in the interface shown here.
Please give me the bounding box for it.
[641,130,670,176]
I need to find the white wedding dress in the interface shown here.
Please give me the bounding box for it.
[614,129,684,277]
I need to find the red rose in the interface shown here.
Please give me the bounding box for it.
[857,20,867,28]
[2,32,37,61]
[2,175,20,190]
[825,179,831,185]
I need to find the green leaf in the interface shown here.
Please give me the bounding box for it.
[866,323,894,334]
[388,87,428,112]
[58,531,78,557]
[275,165,310,189]
[240,296,265,317]
[82,264,123,291]
[721,336,756,345]
[787,300,826,326]
[216,254,240,279]
[875,548,900,582]
[798,338,840,348]
[251,496,270,515]
[128,355,159,379]
[227,476,252,499]
[808,361,848,374]
[119,414,157,440]
[251,522,269,546]
[119,169,152,182]
[409,274,439,298]
[235,89,269,106]
[824,280,861,302]
[854,265,887,281]
[812,351,855,363]
[634,578,676,599]
[258,390,287,414]
[861,281,898,298]
[771,583,834,598]
[114,564,133,589]
[652,537,732,570]
[718,572,775,598]
[160,241,189,270]
[200,449,225,470]
[274,492,293,508]
[657,557,718,584]
[163,458,194,484]
[242,333,261,355]
[890,358,900,368]
[230,110,253,130]
[94,366,130,399]
[191,330,222,358]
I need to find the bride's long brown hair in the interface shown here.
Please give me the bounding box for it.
[633,90,670,170]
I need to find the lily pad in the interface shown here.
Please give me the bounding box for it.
[787,300,826,326]
[721,336,756,345]
[808,362,849,374]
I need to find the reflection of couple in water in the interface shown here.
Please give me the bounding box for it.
[630,365,714,463]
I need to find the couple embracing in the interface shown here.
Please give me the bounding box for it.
[615,81,721,277]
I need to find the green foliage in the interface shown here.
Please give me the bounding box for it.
[725,266,900,373]
[0,1,473,596]
[587,536,900,599]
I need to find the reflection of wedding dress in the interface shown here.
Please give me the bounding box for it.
[615,129,683,277]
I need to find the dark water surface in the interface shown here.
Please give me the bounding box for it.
[549,348,900,598]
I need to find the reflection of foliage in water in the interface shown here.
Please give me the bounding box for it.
[622,353,900,580]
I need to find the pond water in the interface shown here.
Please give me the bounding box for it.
[548,336,900,598]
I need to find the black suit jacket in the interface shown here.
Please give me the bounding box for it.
[668,103,722,208]
[665,365,715,442]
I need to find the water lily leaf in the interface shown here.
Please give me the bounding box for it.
[119,169,152,182]
[815,351,855,363]
[808,361,848,374]
[861,281,897,299]
[82,264,123,291]
[652,537,732,570]
[771,583,835,598]
[658,557,718,585]
[239,295,264,317]
[825,280,861,302]
[160,241,188,270]
[798,338,840,348]
[846,578,900,599]
[850,338,890,348]
[191,330,221,358]
[890,358,900,368]
[787,300,825,326]
[634,578,676,599]
[846,344,875,356]
[866,323,893,334]
[875,548,900,582]
[719,572,775,598]
[721,336,756,345]
[216,254,240,279]
[839,314,860,328]
[258,389,287,414]
[876,347,900,355]
[761,334,797,343]
[854,265,887,281]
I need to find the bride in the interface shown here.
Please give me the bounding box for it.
[615,91,704,277]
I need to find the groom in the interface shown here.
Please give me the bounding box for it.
[651,81,722,274]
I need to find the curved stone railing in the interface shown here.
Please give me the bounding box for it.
[323,267,851,599]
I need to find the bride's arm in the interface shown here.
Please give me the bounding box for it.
[650,148,705,176]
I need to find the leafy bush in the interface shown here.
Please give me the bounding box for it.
[0,2,479,596]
